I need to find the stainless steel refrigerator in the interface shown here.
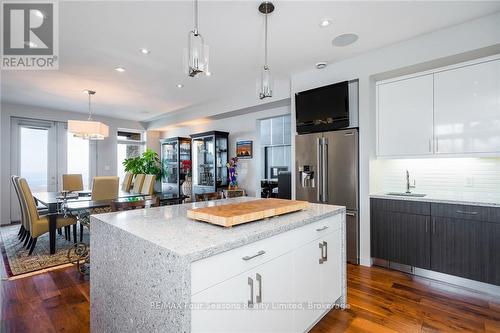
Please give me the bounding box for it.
[295,128,359,264]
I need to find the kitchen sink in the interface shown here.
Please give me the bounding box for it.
[386,192,427,198]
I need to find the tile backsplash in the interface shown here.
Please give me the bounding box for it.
[372,157,500,195]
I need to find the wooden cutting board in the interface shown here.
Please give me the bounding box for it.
[187,198,309,227]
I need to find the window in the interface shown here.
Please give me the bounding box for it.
[67,131,90,188]
[259,115,292,179]
[117,130,145,183]
[20,126,49,192]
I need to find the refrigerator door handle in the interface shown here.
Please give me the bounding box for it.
[316,137,322,202]
[322,137,328,203]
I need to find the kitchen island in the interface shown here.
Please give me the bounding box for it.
[90,197,346,332]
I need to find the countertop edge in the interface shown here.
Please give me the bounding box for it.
[188,207,346,263]
[91,205,346,263]
[370,193,500,208]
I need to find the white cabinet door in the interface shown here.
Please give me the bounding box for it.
[191,273,252,333]
[319,229,342,307]
[293,239,323,332]
[434,59,500,154]
[251,252,295,333]
[377,74,434,157]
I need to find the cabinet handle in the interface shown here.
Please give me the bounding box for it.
[319,242,325,264]
[436,138,439,152]
[316,226,329,232]
[432,219,436,235]
[248,277,254,308]
[346,212,356,217]
[425,220,429,233]
[456,210,478,215]
[429,138,432,152]
[242,250,266,261]
[256,273,262,304]
[323,241,328,262]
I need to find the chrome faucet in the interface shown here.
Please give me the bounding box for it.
[406,170,416,193]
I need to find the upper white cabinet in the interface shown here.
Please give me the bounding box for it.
[434,60,500,154]
[377,74,434,157]
[377,57,500,157]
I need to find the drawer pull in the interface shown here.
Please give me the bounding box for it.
[319,242,325,264]
[256,273,262,304]
[248,277,254,308]
[242,250,266,261]
[456,210,478,215]
[316,226,329,232]
[323,241,328,262]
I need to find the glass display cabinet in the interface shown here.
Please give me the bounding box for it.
[190,131,229,195]
[160,137,191,195]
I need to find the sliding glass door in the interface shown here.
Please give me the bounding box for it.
[10,119,58,221]
[10,118,95,222]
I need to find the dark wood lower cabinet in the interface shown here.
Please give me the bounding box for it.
[371,200,430,269]
[371,198,500,286]
[430,217,485,283]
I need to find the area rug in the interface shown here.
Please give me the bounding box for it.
[0,223,90,277]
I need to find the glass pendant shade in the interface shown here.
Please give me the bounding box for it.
[259,66,273,99]
[185,31,209,77]
[68,120,109,140]
[68,90,109,140]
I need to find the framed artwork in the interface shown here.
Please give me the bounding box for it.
[236,140,253,159]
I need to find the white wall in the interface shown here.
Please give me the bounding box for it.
[160,105,291,197]
[290,12,500,267]
[0,102,148,225]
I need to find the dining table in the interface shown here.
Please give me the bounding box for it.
[32,190,147,254]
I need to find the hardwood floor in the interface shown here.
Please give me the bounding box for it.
[1,261,499,332]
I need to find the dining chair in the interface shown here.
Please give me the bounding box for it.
[140,175,156,195]
[91,176,119,201]
[63,174,84,192]
[132,174,146,193]
[19,178,77,255]
[11,176,27,241]
[195,192,223,202]
[121,172,133,192]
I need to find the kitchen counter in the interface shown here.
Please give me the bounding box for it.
[90,197,346,332]
[370,192,500,208]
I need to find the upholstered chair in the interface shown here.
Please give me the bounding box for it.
[19,178,77,255]
[91,176,119,201]
[140,175,156,195]
[132,174,145,193]
[121,172,133,192]
[12,176,28,241]
[63,174,84,192]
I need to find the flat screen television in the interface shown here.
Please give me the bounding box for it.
[295,81,349,134]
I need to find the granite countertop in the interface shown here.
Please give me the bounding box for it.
[370,192,500,208]
[91,197,345,262]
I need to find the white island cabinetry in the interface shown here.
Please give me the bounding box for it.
[191,214,344,333]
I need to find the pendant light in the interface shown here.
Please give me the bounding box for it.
[68,90,109,140]
[185,0,209,77]
[259,1,274,99]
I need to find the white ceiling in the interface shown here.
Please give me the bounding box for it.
[2,1,500,121]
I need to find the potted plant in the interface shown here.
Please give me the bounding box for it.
[226,157,238,190]
[123,148,162,191]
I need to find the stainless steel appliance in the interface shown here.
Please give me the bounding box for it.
[295,128,359,264]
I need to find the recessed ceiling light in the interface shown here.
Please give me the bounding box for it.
[332,33,359,47]
[114,66,126,72]
[319,19,332,28]
[140,48,150,55]
[205,71,212,76]
[176,84,184,88]
[315,62,328,69]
